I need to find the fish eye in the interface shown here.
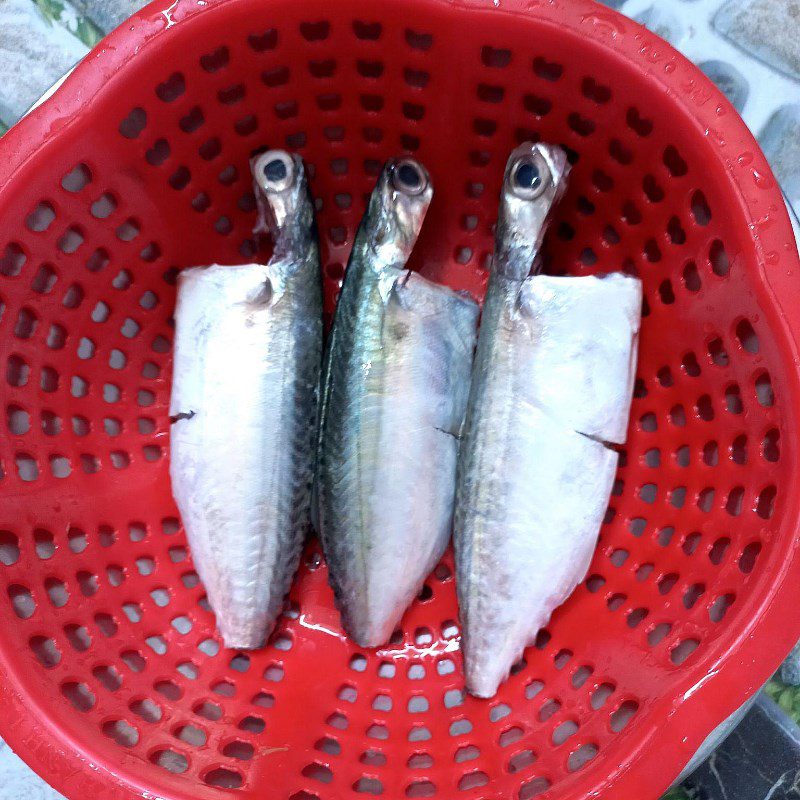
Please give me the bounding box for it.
[510,154,550,200]
[397,163,421,190]
[515,162,540,191]
[392,159,428,195]
[264,158,288,183]
[257,150,294,191]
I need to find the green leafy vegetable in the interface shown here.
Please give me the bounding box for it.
[766,678,800,724]
[32,0,104,48]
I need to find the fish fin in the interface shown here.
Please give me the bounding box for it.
[248,278,275,308]
[240,267,289,311]
[514,275,539,317]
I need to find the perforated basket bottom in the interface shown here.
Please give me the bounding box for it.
[0,0,798,799]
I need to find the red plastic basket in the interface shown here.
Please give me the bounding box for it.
[1,0,799,798]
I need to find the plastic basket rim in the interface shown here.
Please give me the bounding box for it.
[0,0,799,798]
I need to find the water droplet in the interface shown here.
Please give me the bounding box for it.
[708,128,726,146]
[753,170,774,190]
[579,11,626,38]
[755,207,777,230]
[766,251,779,265]
[737,152,753,167]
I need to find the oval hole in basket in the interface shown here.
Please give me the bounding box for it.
[30,636,62,668]
[103,719,139,747]
[458,770,489,790]
[669,638,700,665]
[354,776,384,794]
[763,429,780,462]
[61,681,95,712]
[45,578,69,607]
[62,164,92,193]
[155,680,182,701]
[691,191,711,225]
[0,242,26,276]
[94,665,122,691]
[175,723,207,747]
[480,45,510,68]
[8,583,36,619]
[0,530,20,566]
[189,701,221,723]
[663,145,688,176]
[31,264,57,294]
[26,202,56,232]
[709,593,736,623]
[519,776,551,798]
[302,762,333,784]
[739,541,762,573]
[156,72,186,102]
[407,754,434,773]
[119,107,147,138]
[756,485,777,519]
[240,715,265,734]
[610,700,639,731]
[131,698,162,723]
[121,650,146,672]
[6,355,30,386]
[360,749,386,766]
[204,767,243,788]
[150,749,189,773]
[64,624,91,651]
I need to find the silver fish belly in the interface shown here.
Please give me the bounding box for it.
[455,143,642,697]
[170,151,322,649]
[316,158,479,648]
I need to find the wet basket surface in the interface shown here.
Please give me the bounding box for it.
[1,0,800,798]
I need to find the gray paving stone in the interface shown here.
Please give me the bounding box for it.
[635,6,686,46]
[714,0,800,81]
[70,0,148,33]
[683,694,800,800]
[781,641,800,686]
[0,740,64,800]
[33,0,104,47]
[759,104,800,211]
[0,0,88,125]
[699,59,749,111]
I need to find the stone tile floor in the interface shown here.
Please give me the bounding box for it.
[0,740,63,800]
[0,0,798,797]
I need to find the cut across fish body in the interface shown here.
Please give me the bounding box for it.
[316,159,479,648]
[454,143,642,697]
[516,272,642,445]
[170,151,322,649]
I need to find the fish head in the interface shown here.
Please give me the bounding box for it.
[494,142,571,280]
[364,158,434,269]
[251,149,315,254]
